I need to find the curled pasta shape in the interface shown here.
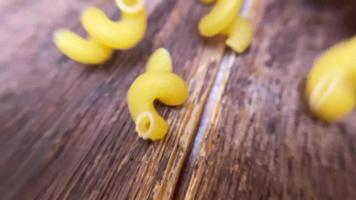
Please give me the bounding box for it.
[199,0,253,53]
[306,36,356,122]
[127,48,189,141]
[54,0,147,64]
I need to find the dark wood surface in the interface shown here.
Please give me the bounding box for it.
[0,0,355,199]
[181,0,356,199]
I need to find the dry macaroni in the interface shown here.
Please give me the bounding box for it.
[306,36,356,122]
[54,0,147,64]
[127,48,189,141]
[199,0,253,53]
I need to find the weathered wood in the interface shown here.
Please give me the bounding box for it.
[0,0,226,199]
[2,0,356,199]
[182,0,356,199]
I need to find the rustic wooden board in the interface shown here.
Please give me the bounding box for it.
[0,0,227,199]
[182,0,356,199]
[1,0,356,199]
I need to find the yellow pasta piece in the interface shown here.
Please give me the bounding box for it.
[306,36,356,122]
[54,0,147,64]
[198,0,253,53]
[127,48,189,141]
[223,16,253,53]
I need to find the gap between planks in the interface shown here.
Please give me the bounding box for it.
[173,0,257,198]
[184,0,255,173]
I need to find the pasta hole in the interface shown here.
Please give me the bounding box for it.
[136,113,153,137]
[144,120,150,130]
[116,0,144,13]
[123,0,139,6]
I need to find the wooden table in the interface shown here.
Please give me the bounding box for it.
[1,0,356,199]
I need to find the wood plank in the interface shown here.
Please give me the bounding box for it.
[182,0,356,199]
[0,0,226,199]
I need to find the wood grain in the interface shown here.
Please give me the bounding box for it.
[0,0,226,199]
[1,0,356,199]
[182,0,356,199]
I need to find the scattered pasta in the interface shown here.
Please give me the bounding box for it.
[199,0,253,53]
[306,36,356,122]
[127,48,189,141]
[54,0,147,64]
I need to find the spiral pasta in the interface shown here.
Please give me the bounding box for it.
[199,0,253,53]
[306,36,356,122]
[127,48,189,141]
[54,0,147,64]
